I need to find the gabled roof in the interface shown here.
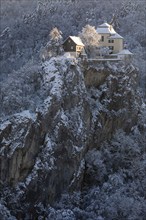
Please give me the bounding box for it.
[64,36,84,46]
[99,22,110,28]
[96,22,116,34]
[108,33,123,39]
[69,36,84,46]
[118,49,133,55]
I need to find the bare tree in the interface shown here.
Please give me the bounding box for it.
[40,27,64,61]
[79,24,100,58]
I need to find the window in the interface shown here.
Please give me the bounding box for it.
[101,36,104,42]
[71,46,74,50]
[68,40,71,43]
[109,46,114,50]
[109,39,114,43]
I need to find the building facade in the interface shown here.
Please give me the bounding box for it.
[96,23,124,54]
[63,36,85,57]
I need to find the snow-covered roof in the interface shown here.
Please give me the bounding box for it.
[69,36,85,46]
[118,49,133,55]
[96,22,116,34]
[96,28,111,34]
[108,33,123,39]
[99,22,110,28]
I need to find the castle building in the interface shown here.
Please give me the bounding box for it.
[96,22,124,54]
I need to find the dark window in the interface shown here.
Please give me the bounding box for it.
[101,36,104,42]
[109,39,114,43]
[77,46,81,50]
[109,46,114,50]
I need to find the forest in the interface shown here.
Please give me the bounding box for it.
[0,1,146,219]
[0,0,146,120]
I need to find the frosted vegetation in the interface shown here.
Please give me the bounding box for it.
[0,0,146,118]
[0,1,146,219]
[51,129,146,220]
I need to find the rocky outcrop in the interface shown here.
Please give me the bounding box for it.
[83,61,140,145]
[0,112,41,185]
[83,60,111,88]
[0,57,91,215]
[0,57,141,218]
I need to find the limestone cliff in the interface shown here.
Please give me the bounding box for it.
[0,57,142,219]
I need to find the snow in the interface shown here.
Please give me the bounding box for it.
[0,120,11,131]
[96,23,124,40]
[50,75,63,98]
[69,36,85,46]
[43,96,52,107]
[14,110,36,121]
[96,23,116,34]
[109,33,123,39]
[70,159,85,186]
[75,159,85,179]
[118,49,133,55]
[40,56,78,115]
[25,137,55,186]
[99,22,111,28]
[45,134,53,152]
[0,202,17,220]
[43,61,58,73]
[96,27,112,34]
[64,52,71,58]
[77,119,83,134]
[43,58,65,99]
[88,58,121,62]
[60,110,69,126]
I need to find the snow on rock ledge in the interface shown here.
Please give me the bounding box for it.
[0,56,141,218]
[0,56,91,207]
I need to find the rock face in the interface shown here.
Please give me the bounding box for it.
[85,62,140,145]
[83,60,111,87]
[0,57,141,218]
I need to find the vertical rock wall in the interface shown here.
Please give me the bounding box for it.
[0,57,141,218]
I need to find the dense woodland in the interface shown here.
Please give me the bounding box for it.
[0,0,146,118]
[0,1,146,219]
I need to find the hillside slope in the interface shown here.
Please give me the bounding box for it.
[0,0,146,97]
[0,57,145,219]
